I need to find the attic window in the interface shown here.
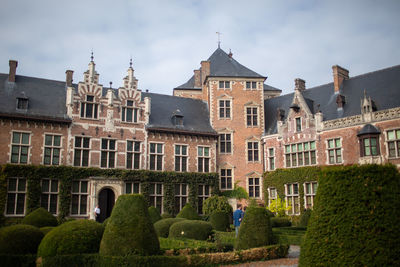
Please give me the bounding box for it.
[172,109,184,126]
[290,104,300,112]
[17,96,29,110]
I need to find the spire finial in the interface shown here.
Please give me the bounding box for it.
[90,50,94,62]
[216,31,222,48]
[129,57,133,68]
[109,81,112,88]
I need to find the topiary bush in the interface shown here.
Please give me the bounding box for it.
[298,209,312,228]
[210,211,230,231]
[203,196,233,215]
[99,194,160,256]
[148,206,162,224]
[40,226,55,236]
[154,218,186,238]
[169,220,213,240]
[161,213,174,219]
[270,217,292,228]
[300,164,400,266]
[0,224,44,254]
[235,206,273,250]
[21,207,58,228]
[37,219,104,257]
[176,203,200,220]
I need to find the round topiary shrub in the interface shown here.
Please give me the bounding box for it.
[298,209,312,228]
[0,224,44,254]
[270,217,292,228]
[148,206,162,224]
[176,203,200,220]
[300,164,400,266]
[169,220,213,240]
[21,207,58,228]
[153,218,186,237]
[202,196,233,215]
[210,211,230,231]
[235,206,273,250]
[40,226,55,236]
[37,219,104,257]
[99,194,159,256]
[161,213,174,219]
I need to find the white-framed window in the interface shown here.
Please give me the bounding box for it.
[246,81,257,90]
[149,143,163,171]
[198,184,211,214]
[174,184,188,214]
[327,138,342,164]
[125,182,140,194]
[248,177,261,198]
[268,148,275,171]
[295,117,302,132]
[219,80,231,89]
[219,100,231,119]
[387,129,400,158]
[73,136,90,167]
[6,178,26,215]
[247,141,259,162]
[246,107,258,127]
[149,183,163,214]
[285,141,316,168]
[268,187,277,206]
[198,146,210,172]
[220,169,233,190]
[175,145,188,172]
[40,179,58,214]
[219,133,232,154]
[43,134,61,165]
[101,139,116,168]
[304,182,318,209]
[11,132,30,164]
[80,95,98,119]
[285,183,300,215]
[127,141,141,169]
[122,100,138,123]
[71,180,88,215]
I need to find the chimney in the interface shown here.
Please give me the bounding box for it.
[200,60,210,85]
[294,78,306,91]
[9,60,18,82]
[194,69,201,88]
[228,49,233,58]
[332,65,349,93]
[65,70,74,87]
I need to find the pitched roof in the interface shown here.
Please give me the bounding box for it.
[263,83,282,92]
[264,65,400,135]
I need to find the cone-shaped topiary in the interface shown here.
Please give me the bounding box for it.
[169,220,213,240]
[176,203,200,220]
[300,164,400,266]
[235,206,273,250]
[154,218,186,237]
[148,206,162,224]
[210,211,230,231]
[99,194,160,256]
[37,219,104,257]
[21,207,58,228]
[0,224,44,254]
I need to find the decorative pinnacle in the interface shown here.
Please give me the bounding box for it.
[109,81,112,88]
[216,31,222,48]
[90,50,94,62]
[129,57,133,68]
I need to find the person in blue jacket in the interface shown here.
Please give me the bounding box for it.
[233,204,244,237]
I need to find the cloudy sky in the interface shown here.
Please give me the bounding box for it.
[1,0,399,95]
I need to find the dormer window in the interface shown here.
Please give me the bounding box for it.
[357,124,381,157]
[122,100,138,123]
[172,109,184,126]
[296,118,302,132]
[17,97,28,110]
[80,95,98,119]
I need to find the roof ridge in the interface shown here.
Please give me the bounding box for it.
[0,73,67,85]
[346,64,400,81]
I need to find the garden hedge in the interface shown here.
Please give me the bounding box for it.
[100,194,160,256]
[40,226,55,236]
[21,207,58,228]
[209,211,230,231]
[270,217,291,228]
[0,224,44,255]
[176,203,200,220]
[154,218,186,238]
[300,164,400,266]
[148,206,162,224]
[169,220,213,240]
[202,196,232,215]
[298,209,312,228]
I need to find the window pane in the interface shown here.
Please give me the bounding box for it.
[310,141,316,149]
[16,194,25,214]
[71,195,79,214]
[102,139,108,150]
[45,135,53,146]
[335,138,341,147]
[54,136,61,146]
[83,138,90,148]
[157,144,162,153]
[81,181,88,193]
[126,183,132,194]
[22,133,30,144]
[150,143,155,153]
[72,181,79,193]
[42,180,50,192]
[50,194,58,214]
[18,179,26,191]
[328,140,334,148]
[12,132,20,144]
[80,195,87,215]
[109,140,116,150]
[8,178,17,191]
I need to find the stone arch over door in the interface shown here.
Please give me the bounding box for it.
[89,178,123,221]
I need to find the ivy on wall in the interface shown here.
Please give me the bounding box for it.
[0,164,219,220]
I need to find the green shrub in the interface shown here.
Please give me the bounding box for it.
[265,208,275,217]
[40,226,55,236]
[270,217,291,227]
[176,203,200,220]
[21,207,58,228]
[102,217,110,227]
[235,206,273,250]
[161,213,173,219]
[300,164,400,266]
[202,196,232,215]
[159,237,225,253]
[169,220,213,240]
[0,224,44,254]
[298,209,312,228]
[0,254,37,267]
[37,219,104,257]
[210,211,230,231]
[154,218,186,238]
[272,227,306,245]
[148,206,162,224]
[99,194,160,256]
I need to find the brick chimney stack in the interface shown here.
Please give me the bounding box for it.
[65,70,74,87]
[332,65,349,93]
[294,78,306,91]
[9,60,18,82]
[193,69,201,88]
[200,61,210,85]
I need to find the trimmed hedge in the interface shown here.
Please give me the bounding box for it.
[272,227,306,245]
[298,209,312,228]
[148,206,162,224]
[210,211,230,231]
[270,217,291,228]
[0,254,36,267]
[161,213,174,219]
[37,219,104,257]
[22,207,58,228]
[169,220,213,240]
[300,164,400,266]
[235,206,273,250]
[100,194,160,256]
[40,226,55,236]
[176,203,200,220]
[202,196,232,215]
[0,224,44,255]
[154,218,186,238]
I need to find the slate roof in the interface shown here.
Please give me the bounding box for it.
[264,65,400,135]
[357,124,381,136]
[263,84,282,92]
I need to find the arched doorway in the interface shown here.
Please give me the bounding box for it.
[98,188,115,223]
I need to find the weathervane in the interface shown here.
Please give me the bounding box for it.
[216,32,222,48]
